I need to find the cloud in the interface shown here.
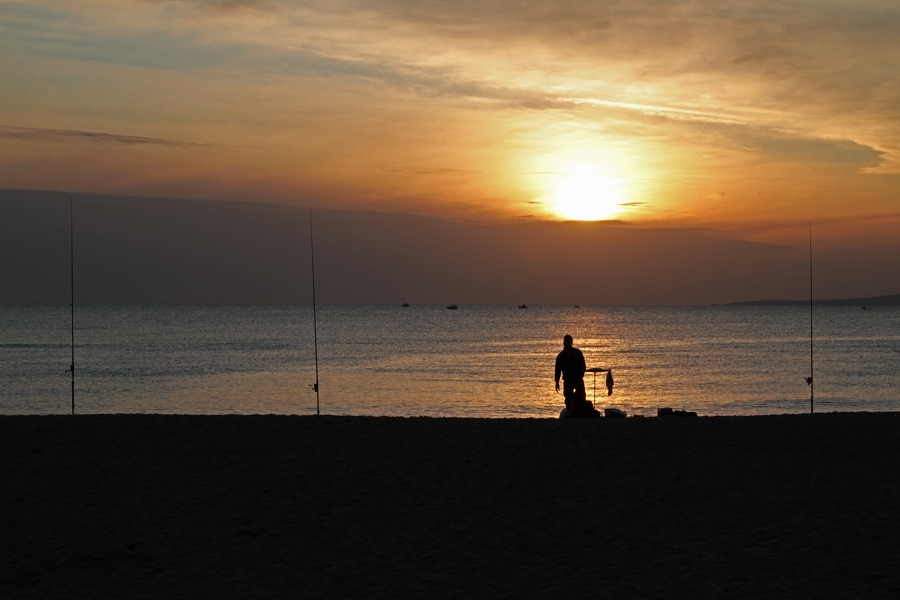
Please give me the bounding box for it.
[0,125,206,148]
[2,0,900,222]
[746,134,884,168]
[381,167,476,176]
[138,0,277,14]
[5,190,897,304]
[198,0,277,14]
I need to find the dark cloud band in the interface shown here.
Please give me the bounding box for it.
[0,125,206,148]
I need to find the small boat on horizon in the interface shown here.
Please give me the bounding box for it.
[447,304,458,310]
[519,304,527,309]
[401,303,409,307]
[861,306,872,310]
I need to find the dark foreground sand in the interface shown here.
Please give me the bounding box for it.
[3,413,900,599]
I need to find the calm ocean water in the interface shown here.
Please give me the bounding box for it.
[2,304,898,417]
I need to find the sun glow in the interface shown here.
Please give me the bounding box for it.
[549,173,623,221]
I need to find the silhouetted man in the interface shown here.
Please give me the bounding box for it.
[555,334,586,413]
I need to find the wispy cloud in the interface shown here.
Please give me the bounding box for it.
[0,125,206,147]
[381,166,476,176]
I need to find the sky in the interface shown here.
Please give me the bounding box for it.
[1,1,899,302]
[4,190,898,304]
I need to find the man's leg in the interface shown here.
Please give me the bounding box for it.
[574,379,587,401]
[563,382,576,411]
[573,379,593,417]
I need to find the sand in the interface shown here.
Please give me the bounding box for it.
[2,413,899,598]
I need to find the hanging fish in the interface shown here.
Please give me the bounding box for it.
[606,369,614,396]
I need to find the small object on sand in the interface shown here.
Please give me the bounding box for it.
[604,408,627,418]
[658,407,698,418]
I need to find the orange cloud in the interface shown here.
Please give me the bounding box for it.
[0,0,898,247]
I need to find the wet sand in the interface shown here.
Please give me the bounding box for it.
[3,413,899,598]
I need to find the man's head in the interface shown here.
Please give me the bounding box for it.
[563,334,573,348]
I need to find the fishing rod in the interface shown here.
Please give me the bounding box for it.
[309,207,320,415]
[67,197,75,416]
[807,221,814,414]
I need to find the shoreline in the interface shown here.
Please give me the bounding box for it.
[4,412,899,597]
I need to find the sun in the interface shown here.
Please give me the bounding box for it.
[549,173,623,221]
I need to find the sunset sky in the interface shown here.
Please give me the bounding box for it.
[2,1,899,302]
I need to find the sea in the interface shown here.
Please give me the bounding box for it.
[2,304,898,418]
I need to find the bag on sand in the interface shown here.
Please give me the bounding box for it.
[567,398,600,418]
[560,402,619,419]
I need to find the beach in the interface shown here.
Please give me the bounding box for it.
[3,413,899,598]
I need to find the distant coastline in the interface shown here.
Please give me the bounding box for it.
[717,293,900,306]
